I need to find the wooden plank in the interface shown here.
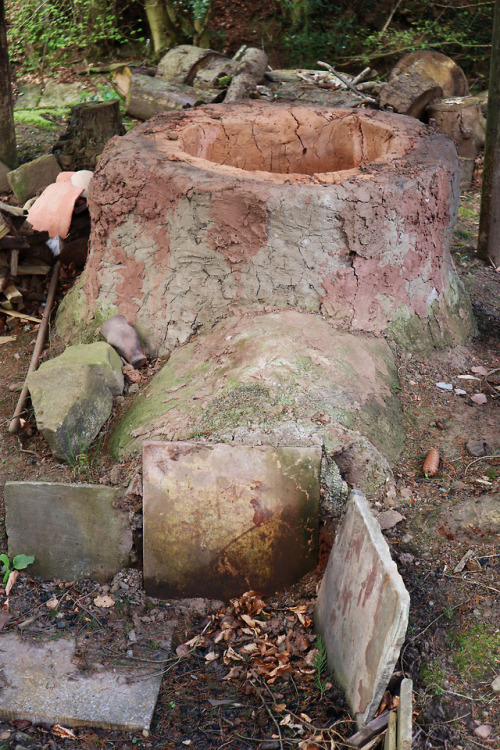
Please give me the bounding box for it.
[347,711,390,747]
[0,308,42,323]
[397,679,413,750]
[384,710,397,750]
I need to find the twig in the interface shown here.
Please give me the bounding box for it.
[464,455,500,475]
[446,575,500,595]
[317,61,377,103]
[379,0,403,38]
[249,679,284,750]
[9,260,60,433]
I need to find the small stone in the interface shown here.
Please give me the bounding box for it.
[466,439,488,457]
[116,395,125,404]
[474,725,492,739]
[7,154,61,203]
[377,510,404,530]
[491,675,500,694]
[454,388,467,395]
[128,383,139,394]
[398,553,415,566]
[109,466,121,485]
[465,558,481,571]
[471,393,487,405]
[436,382,453,390]
[450,480,467,491]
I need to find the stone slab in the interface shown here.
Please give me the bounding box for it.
[314,490,410,725]
[0,633,165,731]
[7,154,61,204]
[143,441,321,599]
[39,342,124,396]
[5,482,132,581]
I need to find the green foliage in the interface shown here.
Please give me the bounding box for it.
[0,553,35,583]
[6,0,144,71]
[312,635,330,697]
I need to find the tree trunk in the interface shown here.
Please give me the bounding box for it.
[427,97,486,189]
[478,0,500,268]
[380,71,443,120]
[145,0,183,54]
[0,0,17,169]
[126,74,217,120]
[52,101,125,170]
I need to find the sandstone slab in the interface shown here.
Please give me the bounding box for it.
[142,441,321,599]
[7,154,61,203]
[0,633,165,731]
[314,490,410,725]
[5,482,132,581]
[27,342,123,459]
[440,492,500,539]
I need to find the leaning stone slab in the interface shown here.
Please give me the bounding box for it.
[7,154,61,203]
[314,490,410,725]
[142,441,321,599]
[0,633,165,731]
[5,482,132,581]
[27,342,123,459]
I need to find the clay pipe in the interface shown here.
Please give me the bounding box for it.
[100,314,147,368]
[9,260,60,434]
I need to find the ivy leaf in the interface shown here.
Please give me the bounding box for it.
[0,554,10,571]
[12,554,34,570]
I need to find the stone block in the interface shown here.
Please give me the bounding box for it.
[0,633,166,730]
[5,482,132,581]
[27,343,123,459]
[314,490,410,725]
[142,441,321,599]
[7,154,61,204]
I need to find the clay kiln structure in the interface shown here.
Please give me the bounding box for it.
[57,103,474,353]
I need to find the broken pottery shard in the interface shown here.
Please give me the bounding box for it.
[101,314,147,368]
[5,482,132,581]
[314,490,410,725]
[142,441,321,599]
[0,633,166,731]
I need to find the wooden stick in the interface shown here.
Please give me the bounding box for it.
[8,260,60,434]
[317,60,377,102]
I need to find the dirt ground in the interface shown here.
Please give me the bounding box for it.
[0,101,498,750]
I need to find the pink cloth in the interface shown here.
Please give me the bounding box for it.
[27,181,83,238]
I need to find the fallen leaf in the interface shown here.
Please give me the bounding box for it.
[0,336,16,344]
[471,366,488,376]
[45,596,59,610]
[93,595,114,608]
[5,570,18,597]
[204,651,218,662]
[51,723,76,739]
[0,611,12,630]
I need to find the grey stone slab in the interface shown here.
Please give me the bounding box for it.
[14,83,42,109]
[314,490,410,725]
[0,634,165,731]
[5,482,132,581]
[38,81,88,108]
[143,441,321,599]
[7,154,61,203]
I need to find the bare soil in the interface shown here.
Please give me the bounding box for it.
[0,101,497,750]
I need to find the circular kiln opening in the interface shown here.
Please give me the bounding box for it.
[177,108,400,176]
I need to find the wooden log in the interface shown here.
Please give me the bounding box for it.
[380,72,442,119]
[111,65,156,100]
[389,50,468,98]
[347,711,390,747]
[225,48,269,102]
[52,100,125,170]
[157,44,229,86]
[427,96,486,188]
[125,74,216,120]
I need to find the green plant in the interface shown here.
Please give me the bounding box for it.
[0,553,35,583]
[452,624,500,681]
[312,635,331,697]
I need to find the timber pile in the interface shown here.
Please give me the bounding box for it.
[0,198,89,328]
[112,44,269,120]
